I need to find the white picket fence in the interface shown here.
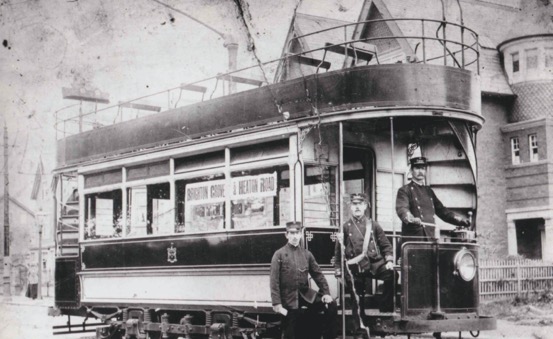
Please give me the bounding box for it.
[479,259,553,301]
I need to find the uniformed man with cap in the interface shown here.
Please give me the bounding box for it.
[334,193,396,339]
[396,156,471,244]
[270,221,337,339]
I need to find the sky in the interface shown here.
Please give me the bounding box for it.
[0,0,367,206]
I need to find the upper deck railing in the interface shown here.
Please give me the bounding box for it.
[55,18,479,140]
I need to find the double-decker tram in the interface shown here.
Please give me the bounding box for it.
[50,15,495,339]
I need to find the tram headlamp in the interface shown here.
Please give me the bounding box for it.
[453,248,477,281]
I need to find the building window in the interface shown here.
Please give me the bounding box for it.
[526,48,538,70]
[529,134,539,162]
[546,48,553,68]
[511,137,520,165]
[512,52,519,73]
[515,219,543,259]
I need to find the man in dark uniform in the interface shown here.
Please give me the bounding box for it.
[334,193,396,339]
[270,221,337,339]
[396,156,471,244]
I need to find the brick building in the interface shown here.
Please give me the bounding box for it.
[280,0,553,260]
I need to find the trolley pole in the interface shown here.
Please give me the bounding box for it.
[3,123,11,300]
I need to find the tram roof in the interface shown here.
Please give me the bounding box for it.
[55,63,482,171]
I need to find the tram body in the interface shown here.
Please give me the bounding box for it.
[51,17,495,339]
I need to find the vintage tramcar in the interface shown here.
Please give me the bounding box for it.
[50,15,495,339]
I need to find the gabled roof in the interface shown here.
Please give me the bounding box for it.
[275,13,355,81]
[31,157,44,200]
[293,13,353,52]
[479,47,513,96]
[356,0,524,95]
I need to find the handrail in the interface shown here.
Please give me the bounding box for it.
[55,17,480,140]
[287,17,479,52]
[287,18,479,72]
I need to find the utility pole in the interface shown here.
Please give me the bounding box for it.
[37,212,43,300]
[3,123,11,300]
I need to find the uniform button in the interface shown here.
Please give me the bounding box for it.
[418,206,421,209]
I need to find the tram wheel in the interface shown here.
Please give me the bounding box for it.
[470,330,480,337]
[432,332,442,339]
[97,325,123,339]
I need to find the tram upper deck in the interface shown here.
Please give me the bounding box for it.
[55,18,481,170]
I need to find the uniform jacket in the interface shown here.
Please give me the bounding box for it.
[334,216,394,270]
[396,181,463,241]
[270,243,330,309]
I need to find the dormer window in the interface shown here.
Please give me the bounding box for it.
[529,134,539,162]
[512,52,520,73]
[546,48,553,68]
[526,48,538,70]
[511,137,520,165]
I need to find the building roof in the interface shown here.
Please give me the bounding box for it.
[381,0,553,44]
[291,13,357,73]
[30,158,44,200]
[0,195,36,217]
[479,47,513,96]
[357,0,532,95]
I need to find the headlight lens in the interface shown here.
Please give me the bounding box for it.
[454,248,477,281]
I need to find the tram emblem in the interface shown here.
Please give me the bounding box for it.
[167,243,177,263]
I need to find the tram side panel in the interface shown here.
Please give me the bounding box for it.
[54,256,82,314]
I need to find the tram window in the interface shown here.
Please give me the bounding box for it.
[127,161,170,181]
[175,174,225,233]
[84,190,123,239]
[303,165,337,227]
[127,182,171,237]
[175,151,225,173]
[84,169,122,189]
[230,139,289,164]
[230,166,290,229]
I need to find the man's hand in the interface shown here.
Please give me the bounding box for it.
[273,304,282,313]
[385,261,394,270]
[336,232,344,244]
[407,213,422,225]
[455,215,471,227]
[321,294,333,304]
[334,268,341,277]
